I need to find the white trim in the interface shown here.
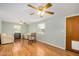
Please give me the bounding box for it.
[38,39,65,50]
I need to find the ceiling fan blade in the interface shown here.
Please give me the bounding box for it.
[43,3,53,10]
[27,4,38,10]
[46,11,54,15]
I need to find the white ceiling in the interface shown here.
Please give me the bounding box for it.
[0,3,79,24]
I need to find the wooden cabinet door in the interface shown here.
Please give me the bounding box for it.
[72,16,79,41]
[66,17,72,50]
[66,16,79,53]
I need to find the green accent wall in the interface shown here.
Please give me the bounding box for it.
[2,21,29,35]
[29,16,66,48]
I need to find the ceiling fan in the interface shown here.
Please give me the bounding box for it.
[27,3,54,17]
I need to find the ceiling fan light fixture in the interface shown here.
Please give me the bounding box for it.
[37,10,41,15]
[37,10,45,16]
[41,11,45,16]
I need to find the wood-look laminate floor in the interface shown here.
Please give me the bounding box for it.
[0,39,79,56]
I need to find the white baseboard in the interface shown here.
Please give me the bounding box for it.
[38,39,65,50]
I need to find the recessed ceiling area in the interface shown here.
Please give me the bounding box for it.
[0,3,79,24]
